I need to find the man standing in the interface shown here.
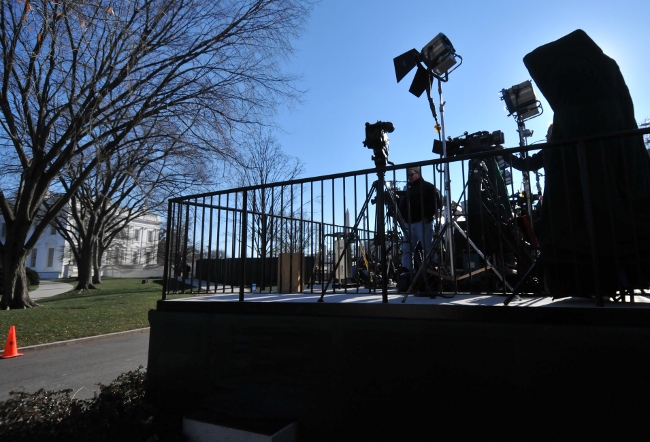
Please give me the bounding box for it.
[399,166,441,273]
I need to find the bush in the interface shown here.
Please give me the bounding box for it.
[0,367,185,441]
[25,267,40,286]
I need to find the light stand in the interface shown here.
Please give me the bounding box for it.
[435,78,457,282]
[500,81,544,305]
[395,35,518,299]
[393,33,462,285]
[500,80,543,224]
[401,158,516,303]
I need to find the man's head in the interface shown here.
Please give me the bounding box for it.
[546,123,553,142]
[407,166,420,184]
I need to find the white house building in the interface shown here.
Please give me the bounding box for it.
[0,213,161,279]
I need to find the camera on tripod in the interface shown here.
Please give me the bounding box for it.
[363,121,395,167]
[432,130,504,157]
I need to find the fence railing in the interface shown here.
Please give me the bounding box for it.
[162,127,650,306]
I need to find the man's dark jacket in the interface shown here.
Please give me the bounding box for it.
[399,178,440,224]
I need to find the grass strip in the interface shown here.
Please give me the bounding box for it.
[0,278,165,347]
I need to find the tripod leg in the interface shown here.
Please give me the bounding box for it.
[452,220,514,292]
[401,223,448,303]
[319,182,377,302]
[503,259,539,305]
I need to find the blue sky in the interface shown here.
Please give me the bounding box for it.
[274,0,650,193]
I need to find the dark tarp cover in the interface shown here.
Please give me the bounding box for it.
[522,29,650,293]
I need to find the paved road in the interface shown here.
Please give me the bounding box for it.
[0,329,150,401]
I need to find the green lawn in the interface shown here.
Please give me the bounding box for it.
[0,278,166,347]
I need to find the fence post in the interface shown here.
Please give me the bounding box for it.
[239,190,248,301]
[162,200,174,300]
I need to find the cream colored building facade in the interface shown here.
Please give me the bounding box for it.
[0,213,161,279]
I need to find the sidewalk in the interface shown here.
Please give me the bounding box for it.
[29,280,74,300]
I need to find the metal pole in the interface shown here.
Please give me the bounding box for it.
[161,200,174,300]
[239,190,248,302]
[439,79,456,280]
[376,169,389,303]
[517,117,535,226]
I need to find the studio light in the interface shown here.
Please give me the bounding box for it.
[393,33,461,97]
[393,33,462,282]
[500,80,542,121]
[421,34,458,75]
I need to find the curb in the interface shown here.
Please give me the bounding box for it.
[19,328,150,353]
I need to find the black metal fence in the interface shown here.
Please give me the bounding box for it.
[162,127,650,305]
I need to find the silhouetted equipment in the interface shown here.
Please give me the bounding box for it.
[363,121,395,167]
[433,130,505,157]
[510,29,650,303]
[322,122,404,302]
[501,80,542,121]
[393,33,460,96]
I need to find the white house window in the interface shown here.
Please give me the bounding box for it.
[147,230,154,243]
[47,248,55,267]
[133,251,139,264]
[134,229,140,241]
[146,251,152,264]
[30,249,37,267]
[49,225,56,235]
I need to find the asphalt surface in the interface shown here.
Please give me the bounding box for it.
[0,329,150,401]
[1,281,150,401]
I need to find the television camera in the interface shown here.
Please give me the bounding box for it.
[363,121,395,167]
[433,130,504,157]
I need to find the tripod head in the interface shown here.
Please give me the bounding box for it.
[363,121,395,168]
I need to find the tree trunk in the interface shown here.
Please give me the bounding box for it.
[92,242,103,285]
[1,236,37,309]
[75,238,96,291]
[92,264,102,285]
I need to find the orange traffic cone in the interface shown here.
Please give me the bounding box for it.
[1,325,23,359]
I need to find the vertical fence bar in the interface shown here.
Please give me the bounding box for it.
[289,184,294,292]
[251,188,258,293]
[197,197,206,292]
[225,193,233,293]
[182,204,191,292]
[261,188,267,293]
[162,200,174,300]
[239,190,248,301]
[319,180,323,289]
[206,196,214,293]
[302,192,306,288]
[310,181,318,292]
[216,194,223,293]
[173,201,183,291]
[190,199,198,292]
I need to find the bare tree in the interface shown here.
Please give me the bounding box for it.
[54,120,216,290]
[228,128,310,257]
[0,0,313,308]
